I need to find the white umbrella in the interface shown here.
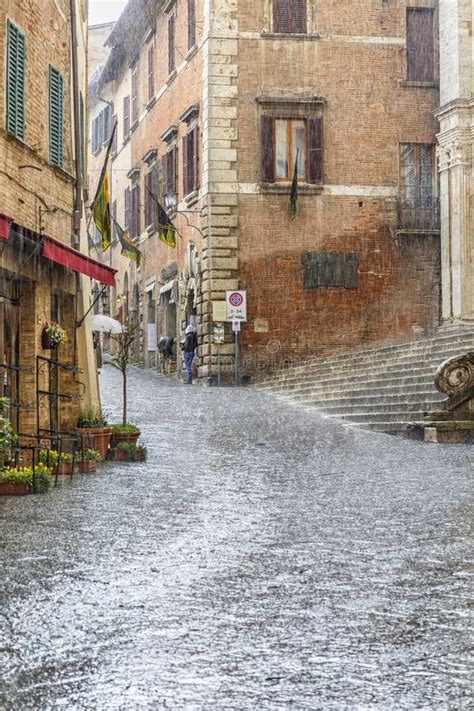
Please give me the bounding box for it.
[90,314,126,334]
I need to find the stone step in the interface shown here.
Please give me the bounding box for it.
[258,342,474,385]
[294,391,445,408]
[270,376,437,397]
[257,334,474,383]
[259,368,440,393]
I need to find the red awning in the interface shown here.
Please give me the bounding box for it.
[42,235,116,286]
[0,213,12,239]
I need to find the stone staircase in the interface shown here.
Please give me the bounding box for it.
[255,328,474,436]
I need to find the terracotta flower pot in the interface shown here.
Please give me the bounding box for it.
[0,481,29,496]
[113,448,130,462]
[110,430,140,448]
[54,462,73,476]
[76,428,112,461]
[78,460,97,473]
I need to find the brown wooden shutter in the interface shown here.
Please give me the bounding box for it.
[147,42,155,101]
[168,14,175,74]
[188,0,196,49]
[292,0,307,33]
[273,0,290,33]
[144,172,151,226]
[193,126,199,190]
[406,8,435,82]
[161,154,166,198]
[123,96,130,138]
[124,187,131,232]
[308,117,323,183]
[183,135,189,195]
[261,116,275,182]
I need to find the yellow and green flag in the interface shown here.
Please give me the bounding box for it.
[145,184,177,248]
[112,217,141,265]
[91,121,117,251]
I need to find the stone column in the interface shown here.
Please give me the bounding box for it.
[198,0,240,382]
[437,0,474,323]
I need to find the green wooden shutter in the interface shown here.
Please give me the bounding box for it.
[79,92,85,177]
[49,65,64,166]
[6,20,26,139]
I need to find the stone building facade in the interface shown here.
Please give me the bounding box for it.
[90,0,472,383]
[437,0,473,323]
[0,0,115,438]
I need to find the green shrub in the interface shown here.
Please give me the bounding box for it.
[111,422,140,433]
[77,406,108,428]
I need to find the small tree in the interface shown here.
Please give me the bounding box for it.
[109,326,137,424]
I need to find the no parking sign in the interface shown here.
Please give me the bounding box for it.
[226,290,247,322]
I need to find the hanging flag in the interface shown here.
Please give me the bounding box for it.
[290,148,299,221]
[91,120,117,251]
[111,217,141,265]
[145,185,177,248]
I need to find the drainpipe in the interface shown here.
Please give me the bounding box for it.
[69,0,84,382]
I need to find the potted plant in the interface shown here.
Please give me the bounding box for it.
[0,463,52,495]
[78,448,101,473]
[41,322,67,349]
[39,449,73,476]
[109,326,139,427]
[0,397,16,469]
[76,405,111,460]
[110,422,141,448]
[113,440,147,462]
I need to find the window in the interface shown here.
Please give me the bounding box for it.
[273,0,307,34]
[302,252,359,289]
[124,187,131,232]
[123,96,130,139]
[147,39,155,102]
[162,146,177,201]
[406,8,435,82]
[6,20,26,139]
[144,165,159,228]
[130,182,140,238]
[48,65,64,166]
[111,113,118,154]
[183,126,199,196]
[91,104,112,154]
[400,144,435,206]
[131,66,139,124]
[168,13,176,74]
[188,0,196,50]
[261,116,323,183]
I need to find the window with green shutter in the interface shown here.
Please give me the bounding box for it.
[49,65,64,166]
[6,20,26,140]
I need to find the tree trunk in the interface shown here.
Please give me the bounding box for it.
[122,367,127,424]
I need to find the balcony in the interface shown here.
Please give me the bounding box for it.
[396,198,440,234]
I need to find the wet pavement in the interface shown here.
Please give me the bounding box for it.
[0,365,472,710]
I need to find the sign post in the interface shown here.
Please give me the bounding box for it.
[226,291,247,387]
[213,323,225,386]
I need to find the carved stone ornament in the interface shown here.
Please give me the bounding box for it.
[435,352,474,411]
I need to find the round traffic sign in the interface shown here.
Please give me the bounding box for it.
[228,292,244,307]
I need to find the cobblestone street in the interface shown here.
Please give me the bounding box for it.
[0,366,472,709]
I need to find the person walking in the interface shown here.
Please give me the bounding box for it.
[182,324,197,384]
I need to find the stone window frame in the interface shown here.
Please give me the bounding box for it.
[160,124,179,212]
[179,105,200,205]
[257,96,325,193]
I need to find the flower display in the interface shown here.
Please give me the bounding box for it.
[44,323,67,347]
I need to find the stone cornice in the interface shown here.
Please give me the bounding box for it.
[435,97,473,120]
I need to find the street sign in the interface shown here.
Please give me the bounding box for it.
[212,300,227,322]
[232,320,241,332]
[226,290,247,322]
[214,323,225,344]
